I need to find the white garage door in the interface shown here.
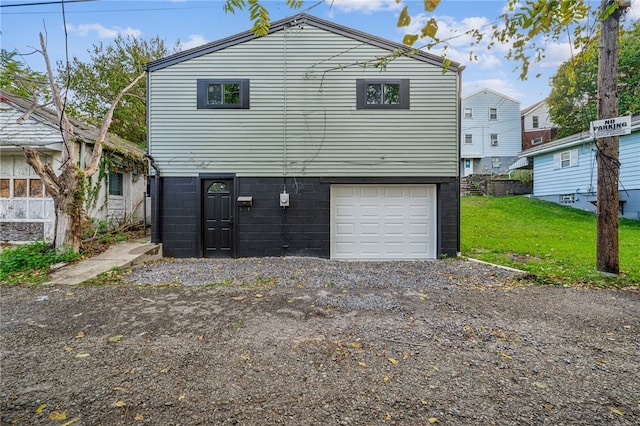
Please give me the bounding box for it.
[331,184,437,260]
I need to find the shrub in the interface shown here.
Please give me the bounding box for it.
[0,241,80,284]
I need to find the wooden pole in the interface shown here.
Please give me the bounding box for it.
[595,0,627,274]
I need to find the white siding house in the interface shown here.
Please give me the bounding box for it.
[461,88,521,176]
[145,13,462,260]
[521,100,557,151]
[0,91,148,243]
[519,114,640,220]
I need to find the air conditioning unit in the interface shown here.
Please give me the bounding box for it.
[490,140,498,146]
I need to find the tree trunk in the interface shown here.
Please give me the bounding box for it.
[53,166,84,252]
[595,0,622,274]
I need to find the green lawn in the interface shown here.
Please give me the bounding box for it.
[461,196,640,287]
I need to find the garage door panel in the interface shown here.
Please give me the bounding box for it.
[331,184,437,260]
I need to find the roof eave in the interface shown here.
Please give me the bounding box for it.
[145,13,460,73]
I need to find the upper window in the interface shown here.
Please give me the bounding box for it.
[554,149,579,169]
[109,172,123,196]
[532,115,539,128]
[489,107,498,120]
[197,79,250,109]
[464,108,473,119]
[464,134,473,144]
[356,79,410,109]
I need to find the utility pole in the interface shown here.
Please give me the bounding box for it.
[595,0,628,274]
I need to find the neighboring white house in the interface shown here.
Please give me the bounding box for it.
[145,13,463,260]
[519,114,640,220]
[461,88,521,176]
[0,90,148,243]
[521,100,558,151]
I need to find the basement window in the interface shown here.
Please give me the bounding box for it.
[197,79,250,109]
[559,194,575,204]
[356,79,410,109]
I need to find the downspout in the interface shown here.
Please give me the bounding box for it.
[456,66,465,256]
[145,153,161,244]
[143,66,162,244]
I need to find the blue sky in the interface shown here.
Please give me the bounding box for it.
[2,0,639,108]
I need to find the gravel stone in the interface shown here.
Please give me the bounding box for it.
[1,256,638,425]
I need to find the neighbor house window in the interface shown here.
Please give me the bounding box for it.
[464,108,473,118]
[464,134,473,144]
[554,149,579,169]
[356,79,410,109]
[489,107,498,120]
[109,172,123,196]
[532,115,539,128]
[0,179,9,197]
[0,178,46,198]
[531,137,543,145]
[490,133,498,146]
[197,79,250,109]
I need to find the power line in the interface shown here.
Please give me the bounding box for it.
[1,0,95,8]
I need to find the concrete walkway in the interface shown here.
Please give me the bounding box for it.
[44,241,162,285]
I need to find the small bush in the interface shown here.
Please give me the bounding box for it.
[0,241,80,284]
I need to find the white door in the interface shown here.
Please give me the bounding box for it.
[463,158,474,176]
[331,184,437,260]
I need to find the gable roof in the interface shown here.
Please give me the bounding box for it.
[521,100,546,116]
[0,90,144,159]
[145,13,461,73]
[462,88,521,105]
[519,114,640,158]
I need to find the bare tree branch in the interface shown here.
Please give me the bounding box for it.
[85,71,146,177]
[39,32,75,165]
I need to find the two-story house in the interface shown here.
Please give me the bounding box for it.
[460,89,521,177]
[144,14,462,260]
[521,100,558,151]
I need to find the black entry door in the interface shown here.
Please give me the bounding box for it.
[203,180,233,257]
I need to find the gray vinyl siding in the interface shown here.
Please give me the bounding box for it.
[148,25,459,178]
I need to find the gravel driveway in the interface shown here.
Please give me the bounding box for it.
[1,257,639,425]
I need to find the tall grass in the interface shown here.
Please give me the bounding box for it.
[461,196,640,287]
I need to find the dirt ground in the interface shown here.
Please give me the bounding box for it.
[1,262,639,425]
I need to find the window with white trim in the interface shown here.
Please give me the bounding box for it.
[464,134,473,144]
[553,149,579,169]
[490,133,498,146]
[489,107,498,120]
[197,79,250,109]
[491,157,501,168]
[464,108,473,118]
[532,115,539,128]
[531,137,543,145]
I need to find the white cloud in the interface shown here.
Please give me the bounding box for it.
[66,23,141,39]
[463,78,525,101]
[536,41,574,69]
[179,34,208,51]
[404,14,505,70]
[328,0,401,14]
[625,0,640,21]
